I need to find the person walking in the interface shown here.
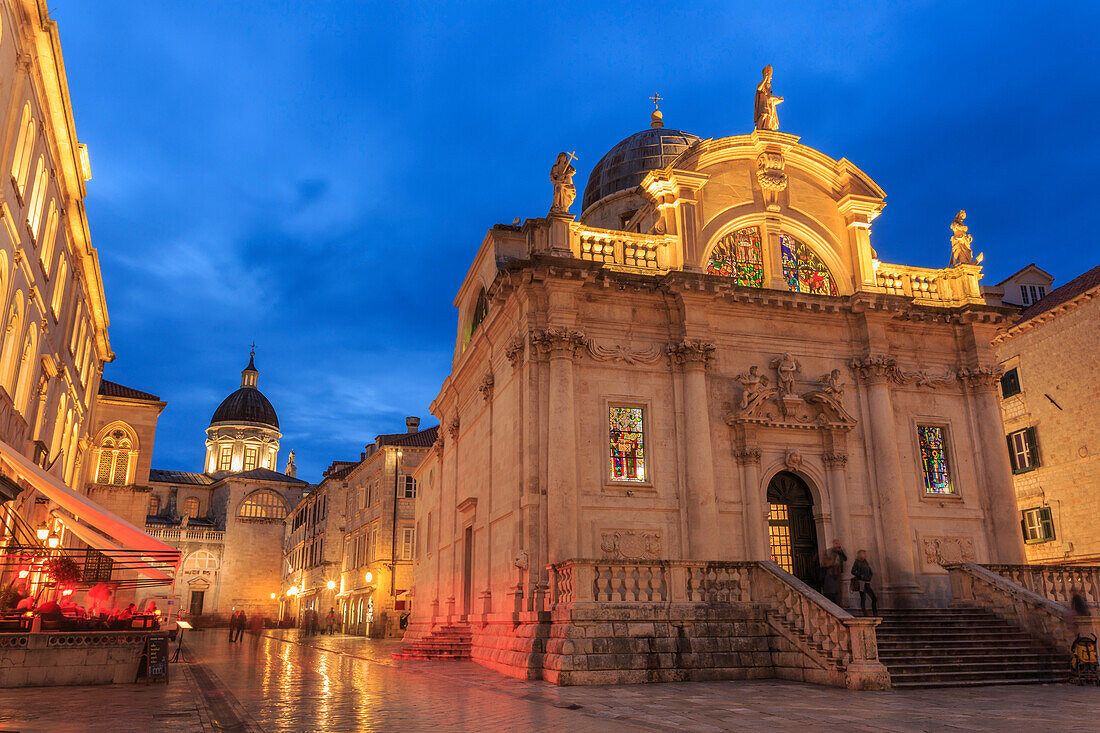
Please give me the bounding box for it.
[228,610,238,642]
[820,551,838,604]
[851,550,878,617]
[326,608,337,635]
[826,539,848,609]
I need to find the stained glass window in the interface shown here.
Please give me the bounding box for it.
[706,227,764,287]
[768,504,793,573]
[609,406,646,482]
[780,234,839,296]
[918,425,954,494]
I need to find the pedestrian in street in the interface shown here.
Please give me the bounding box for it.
[826,539,848,608]
[228,610,238,642]
[851,550,878,617]
[326,608,336,635]
[820,551,838,604]
[234,610,247,642]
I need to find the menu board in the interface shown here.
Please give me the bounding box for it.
[137,635,169,683]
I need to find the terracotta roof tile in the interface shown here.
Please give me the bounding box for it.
[99,379,160,402]
[1016,264,1100,323]
[377,425,439,449]
[149,469,215,485]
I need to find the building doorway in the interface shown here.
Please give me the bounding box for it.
[766,471,819,587]
[189,590,205,617]
[462,525,473,617]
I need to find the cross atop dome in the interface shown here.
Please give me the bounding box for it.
[650,92,664,129]
[242,347,259,388]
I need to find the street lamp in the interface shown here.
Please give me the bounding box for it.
[35,523,49,542]
[287,586,299,597]
[326,580,336,590]
[270,592,276,600]
[364,571,373,584]
[46,532,60,549]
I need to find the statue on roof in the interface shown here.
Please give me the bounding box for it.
[550,151,577,215]
[949,209,982,267]
[754,65,784,132]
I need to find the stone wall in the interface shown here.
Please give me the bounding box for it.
[0,631,166,687]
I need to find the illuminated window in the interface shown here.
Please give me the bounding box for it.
[9,105,35,196]
[26,156,48,237]
[217,446,232,471]
[1008,428,1040,474]
[1022,507,1055,544]
[609,405,646,482]
[238,490,288,520]
[183,550,218,571]
[243,446,258,471]
[148,494,160,516]
[181,497,200,519]
[780,234,839,296]
[918,425,954,494]
[470,289,489,334]
[94,429,132,486]
[768,504,793,573]
[401,475,417,499]
[706,226,764,287]
[51,259,67,317]
[41,201,59,275]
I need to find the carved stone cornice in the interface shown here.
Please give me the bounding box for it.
[447,415,460,439]
[530,327,586,360]
[585,339,664,365]
[848,354,899,383]
[504,337,525,368]
[823,451,848,469]
[733,447,761,465]
[667,339,716,369]
[956,365,1002,390]
[478,372,495,402]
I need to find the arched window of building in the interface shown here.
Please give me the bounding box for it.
[779,233,839,296]
[0,292,26,395]
[13,322,39,415]
[181,497,200,519]
[183,550,218,572]
[705,226,765,287]
[148,494,160,516]
[50,259,67,316]
[69,305,82,354]
[41,201,59,276]
[26,156,48,238]
[238,490,288,520]
[470,288,489,333]
[49,393,67,459]
[93,427,134,486]
[10,104,35,196]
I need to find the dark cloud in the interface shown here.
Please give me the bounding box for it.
[58,1,1100,480]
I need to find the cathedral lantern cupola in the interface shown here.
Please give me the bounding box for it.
[205,349,281,474]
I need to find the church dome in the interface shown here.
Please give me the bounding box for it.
[209,354,279,429]
[581,126,701,214]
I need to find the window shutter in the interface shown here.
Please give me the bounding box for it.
[1006,435,1019,472]
[1040,506,1055,540]
[1026,427,1040,468]
[1020,517,1028,541]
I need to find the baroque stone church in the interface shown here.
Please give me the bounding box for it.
[406,71,1031,687]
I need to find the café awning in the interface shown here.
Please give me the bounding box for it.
[0,441,180,565]
[52,513,174,583]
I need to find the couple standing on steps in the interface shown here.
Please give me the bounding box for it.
[820,539,878,617]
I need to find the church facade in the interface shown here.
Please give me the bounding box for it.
[407,84,1026,686]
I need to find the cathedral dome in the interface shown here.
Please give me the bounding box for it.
[209,354,280,429]
[581,126,701,214]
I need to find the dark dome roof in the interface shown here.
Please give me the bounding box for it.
[209,387,279,428]
[581,127,701,213]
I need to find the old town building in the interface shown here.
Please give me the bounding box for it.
[82,354,307,618]
[337,418,435,637]
[404,81,1039,687]
[995,264,1100,564]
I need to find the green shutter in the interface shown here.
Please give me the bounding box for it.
[1007,434,1020,472]
[1020,516,1029,542]
[1040,506,1055,541]
[1027,427,1040,468]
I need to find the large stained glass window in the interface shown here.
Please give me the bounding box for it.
[780,234,839,296]
[609,406,646,482]
[918,425,954,494]
[706,227,764,287]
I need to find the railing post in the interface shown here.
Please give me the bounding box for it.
[842,616,891,690]
[669,563,687,603]
[573,561,595,603]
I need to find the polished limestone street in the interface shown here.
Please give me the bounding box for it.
[1,630,1097,732]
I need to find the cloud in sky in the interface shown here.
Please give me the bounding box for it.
[56,0,1100,479]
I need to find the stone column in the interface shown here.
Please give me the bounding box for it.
[823,451,851,550]
[736,448,768,561]
[670,340,719,559]
[959,367,1027,564]
[850,356,918,592]
[532,327,585,565]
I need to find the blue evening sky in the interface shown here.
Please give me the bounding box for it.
[56,1,1099,481]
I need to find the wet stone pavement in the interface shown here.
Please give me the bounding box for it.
[0,629,1098,731]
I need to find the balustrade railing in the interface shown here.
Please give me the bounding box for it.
[570,225,671,271]
[144,527,223,543]
[984,563,1100,610]
[875,264,949,303]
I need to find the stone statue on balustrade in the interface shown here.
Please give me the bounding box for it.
[550,151,577,215]
[770,353,800,397]
[735,365,776,415]
[754,65,784,132]
[949,209,983,267]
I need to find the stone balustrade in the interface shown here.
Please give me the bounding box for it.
[570,224,672,271]
[874,263,951,303]
[984,563,1100,610]
[145,526,223,543]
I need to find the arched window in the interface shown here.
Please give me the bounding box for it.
[10,104,35,196]
[50,259,67,316]
[181,497,200,519]
[13,323,39,415]
[779,234,839,296]
[0,292,26,394]
[148,494,160,516]
[238,490,288,520]
[705,226,764,287]
[49,393,68,459]
[26,156,48,238]
[470,289,488,333]
[183,550,218,572]
[93,428,134,486]
[40,201,59,275]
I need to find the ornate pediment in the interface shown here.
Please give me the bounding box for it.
[727,356,856,430]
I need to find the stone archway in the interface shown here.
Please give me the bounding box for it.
[766,471,819,587]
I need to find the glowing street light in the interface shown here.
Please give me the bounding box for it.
[270,592,276,600]
[326,580,336,590]
[287,586,299,597]
[35,524,49,542]
[47,532,60,549]
[364,571,373,584]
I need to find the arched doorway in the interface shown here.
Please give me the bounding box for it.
[766,471,819,587]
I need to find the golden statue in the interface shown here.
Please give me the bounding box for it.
[754,65,784,131]
[550,151,577,215]
[949,210,980,267]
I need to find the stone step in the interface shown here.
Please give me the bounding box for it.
[884,659,1067,675]
[891,675,1070,690]
[877,631,1034,641]
[888,668,1069,686]
[879,650,1061,662]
